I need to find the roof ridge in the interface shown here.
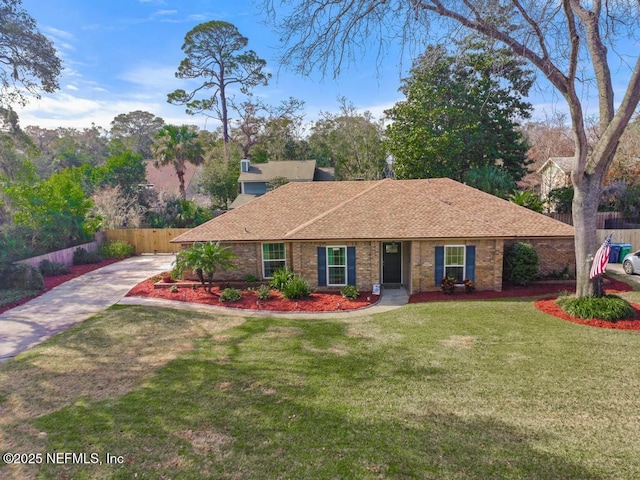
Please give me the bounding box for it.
[283,179,389,239]
[395,179,505,235]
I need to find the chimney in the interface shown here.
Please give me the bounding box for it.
[241,158,250,173]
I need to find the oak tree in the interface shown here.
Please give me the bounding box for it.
[385,42,533,182]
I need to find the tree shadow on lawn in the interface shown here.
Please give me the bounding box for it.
[25,316,600,480]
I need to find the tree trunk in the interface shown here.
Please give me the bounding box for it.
[572,171,605,297]
[177,169,186,199]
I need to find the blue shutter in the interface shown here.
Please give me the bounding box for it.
[317,247,327,287]
[347,246,356,286]
[435,246,444,286]
[465,245,476,282]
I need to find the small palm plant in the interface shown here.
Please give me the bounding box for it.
[173,241,237,293]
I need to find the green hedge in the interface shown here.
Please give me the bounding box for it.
[0,263,44,291]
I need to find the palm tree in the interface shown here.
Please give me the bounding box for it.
[173,241,237,293]
[151,124,202,199]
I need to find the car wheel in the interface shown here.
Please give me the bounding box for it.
[623,260,635,275]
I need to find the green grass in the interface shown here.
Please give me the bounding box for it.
[0,288,40,308]
[2,294,640,479]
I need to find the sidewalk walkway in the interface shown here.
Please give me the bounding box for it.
[0,255,175,362]
[118,285,409,319]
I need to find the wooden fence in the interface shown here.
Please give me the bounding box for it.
[597,229,640,248]
[105,229,190,254]
[549,211,624,229]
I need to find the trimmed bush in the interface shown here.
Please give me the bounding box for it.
[341,285,359,300]
[0,263,44,290]
[220,287,242,302]
[38,259,70,277]
[503,242,539,286]
[282,277,311,300]
[73,247,103,265]
[556,294,635,322]
[269,268,295,291]
[99,240,135,259]
[440,276,456,294]
[257,284,271,300]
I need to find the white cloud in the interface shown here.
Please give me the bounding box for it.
[119,64,183,91]
[154,9,177,16]
[14,91,207,131]
[43,26,75,41]
[66,84,79,91]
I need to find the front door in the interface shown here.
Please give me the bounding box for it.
[382,242,402,284]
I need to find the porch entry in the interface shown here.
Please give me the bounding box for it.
[382,241,402,284]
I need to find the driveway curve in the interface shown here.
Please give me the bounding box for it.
[0,254,175,362]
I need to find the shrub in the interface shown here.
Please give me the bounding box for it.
[341,285,359,300]
[38,259,70,277]
[99,240,135,259]
[503,242,539,286]
[463,279,476,293]
[220,287,242,302]
[269,268,295,291]
[256,284,271,300]
[0,263,44,290]
[282,277,311,300]
[440,276,456,294]
[245,274,258,283]
[73,247,103,265]
[556,294,635,322]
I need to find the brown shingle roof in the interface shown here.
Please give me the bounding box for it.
[171,178,574,243]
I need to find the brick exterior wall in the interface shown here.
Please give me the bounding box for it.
[180,237,574,293]
[179,242,262,282]
[504,238,575,277]
[409,239,504,294]
[292,241,381,291]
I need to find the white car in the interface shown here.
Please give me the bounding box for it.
[622,250,640,275]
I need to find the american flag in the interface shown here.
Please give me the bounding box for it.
[589,234,612,279]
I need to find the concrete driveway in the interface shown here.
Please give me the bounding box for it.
[0,254,174,363]
[607,262,640,285]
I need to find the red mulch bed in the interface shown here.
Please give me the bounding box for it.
[408,277,634,303]
[0,259,120,315]
[534,298,640,330]
[126,277,376,312]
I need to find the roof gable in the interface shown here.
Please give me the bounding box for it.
[537,156,574,174]
[172,178,574,243]
[238,159,317,183]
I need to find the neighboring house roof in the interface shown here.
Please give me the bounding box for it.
[537,156,574,174]
[172,178,574,243]
[228,193,258,210]
[313,167,335,181]
[238,159,317,183]
[144,160,200,197]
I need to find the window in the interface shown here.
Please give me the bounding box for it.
[444,246,465,283]
[327,246,347,285]
[262,243,286,278]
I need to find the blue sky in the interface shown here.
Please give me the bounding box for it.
[16,0,411,131]
[14,0,637,133]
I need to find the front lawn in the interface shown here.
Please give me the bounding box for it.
[2,293,640,479]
